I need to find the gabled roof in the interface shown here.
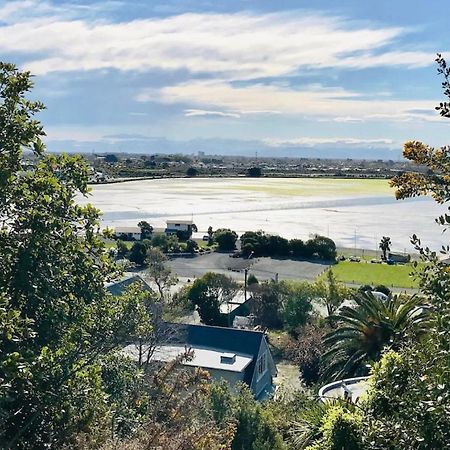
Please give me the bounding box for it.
[106,274,153,297]
[168,323,265,385]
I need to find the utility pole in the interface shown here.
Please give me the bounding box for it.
[244,268,248,301]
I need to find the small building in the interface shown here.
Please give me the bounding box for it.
[388,252,410,263]
[219,290,252,326]
[115,226,142,241]
[106,274,153,296]
[165,219,194,236]
[123,323,277,399]
[319,376,370,403]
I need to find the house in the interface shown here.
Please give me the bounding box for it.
[123,323,277,399]
[219,290,253,326]
[165,219,194,238]
[106,274,153,296]
[115,226,142,241]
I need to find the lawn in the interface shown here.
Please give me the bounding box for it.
[224,178,394,197]
[328,261,422,289]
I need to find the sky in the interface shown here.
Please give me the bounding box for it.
[1,0,449,159]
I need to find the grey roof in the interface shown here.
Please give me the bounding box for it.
[123,344,253,373]
[106,274,153,296]
[168,323,265,385]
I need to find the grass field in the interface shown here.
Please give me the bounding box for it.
[327,261,422,289]
[224,178,394,197]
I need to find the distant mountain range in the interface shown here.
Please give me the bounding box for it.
[44,136,403,161]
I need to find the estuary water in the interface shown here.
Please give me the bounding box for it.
[77,177,447,253]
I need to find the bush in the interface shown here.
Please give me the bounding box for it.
[283,322,329,385]
[129,241,147,265]
[247,167,262,177]
[213,228,238,251]
[185,239,198,253]
[116,240,129,259]
[186,167,198,177]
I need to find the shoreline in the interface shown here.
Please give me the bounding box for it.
[88,173,393,186]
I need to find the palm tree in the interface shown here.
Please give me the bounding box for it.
[379,236,392,260]
[321,291,429,381]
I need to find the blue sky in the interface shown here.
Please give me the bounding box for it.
[1,0,449,158]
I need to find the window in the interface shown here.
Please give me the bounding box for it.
[257,353,266,376]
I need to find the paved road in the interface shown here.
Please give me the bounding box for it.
[167,252,331,283]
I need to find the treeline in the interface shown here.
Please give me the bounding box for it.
[240,231,337,260]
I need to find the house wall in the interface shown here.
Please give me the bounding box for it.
[166,222,191,231]
[206,368,245,387]
[250,338,276,399]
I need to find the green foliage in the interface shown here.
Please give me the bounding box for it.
[379,236,391,260]
[247,167,262,177]
[322,291,428,381]
[241,232,336,260]
[151,233,168,252]
[116,240,129,259]
[315,269,351,316]
[283,322,330,385]
[291,401,363,450]
[213,228,238,251]
[185,238,198,253]
[279,281,314,330]
[186,166,198,177]
[129,241,147,265]
[137,220,153,240]
[0,63,151,448]
[145,247,177,301]
[188,272,238,326]
[211,384,286,450]
[247,273,259,285]
[251,281,283,329]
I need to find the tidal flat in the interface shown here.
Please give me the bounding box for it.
[78,177,445,253]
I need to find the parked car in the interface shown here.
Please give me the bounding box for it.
[349,256,361,262]
[202,235,209,241]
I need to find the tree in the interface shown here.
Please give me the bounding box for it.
[379,236,391,260]
[322,291,428,381]
[105,153,118,163]
[186,166,198,177]
[316,269,350,316]
[279,281,314,331]
[151,233,169,252]
[129,241,148,266]
[247,167,262,177]
[251,281,283,329]
[185,238,198,253]
[138,220,153,240]
[306,235,337,260]
[214,228,238,251]
[145,248,177,301]
[0,63,150,448]
[188,273,238,326]
[283,322,330,385]
[290,239,306,258]
[208,225,214,244]
[116,240,129,259]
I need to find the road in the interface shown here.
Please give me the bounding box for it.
[167,252,331,283]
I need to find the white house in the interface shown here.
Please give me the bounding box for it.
[165,219,194,234]
[115,226,142,241]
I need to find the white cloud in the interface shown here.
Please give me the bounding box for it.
[265,137,394,147]
[184,109,241,118]
[139,80,439,122]
[0,6,436,78]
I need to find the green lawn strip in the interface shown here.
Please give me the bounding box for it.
[327,261,423,289]
[103,240,133,249]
